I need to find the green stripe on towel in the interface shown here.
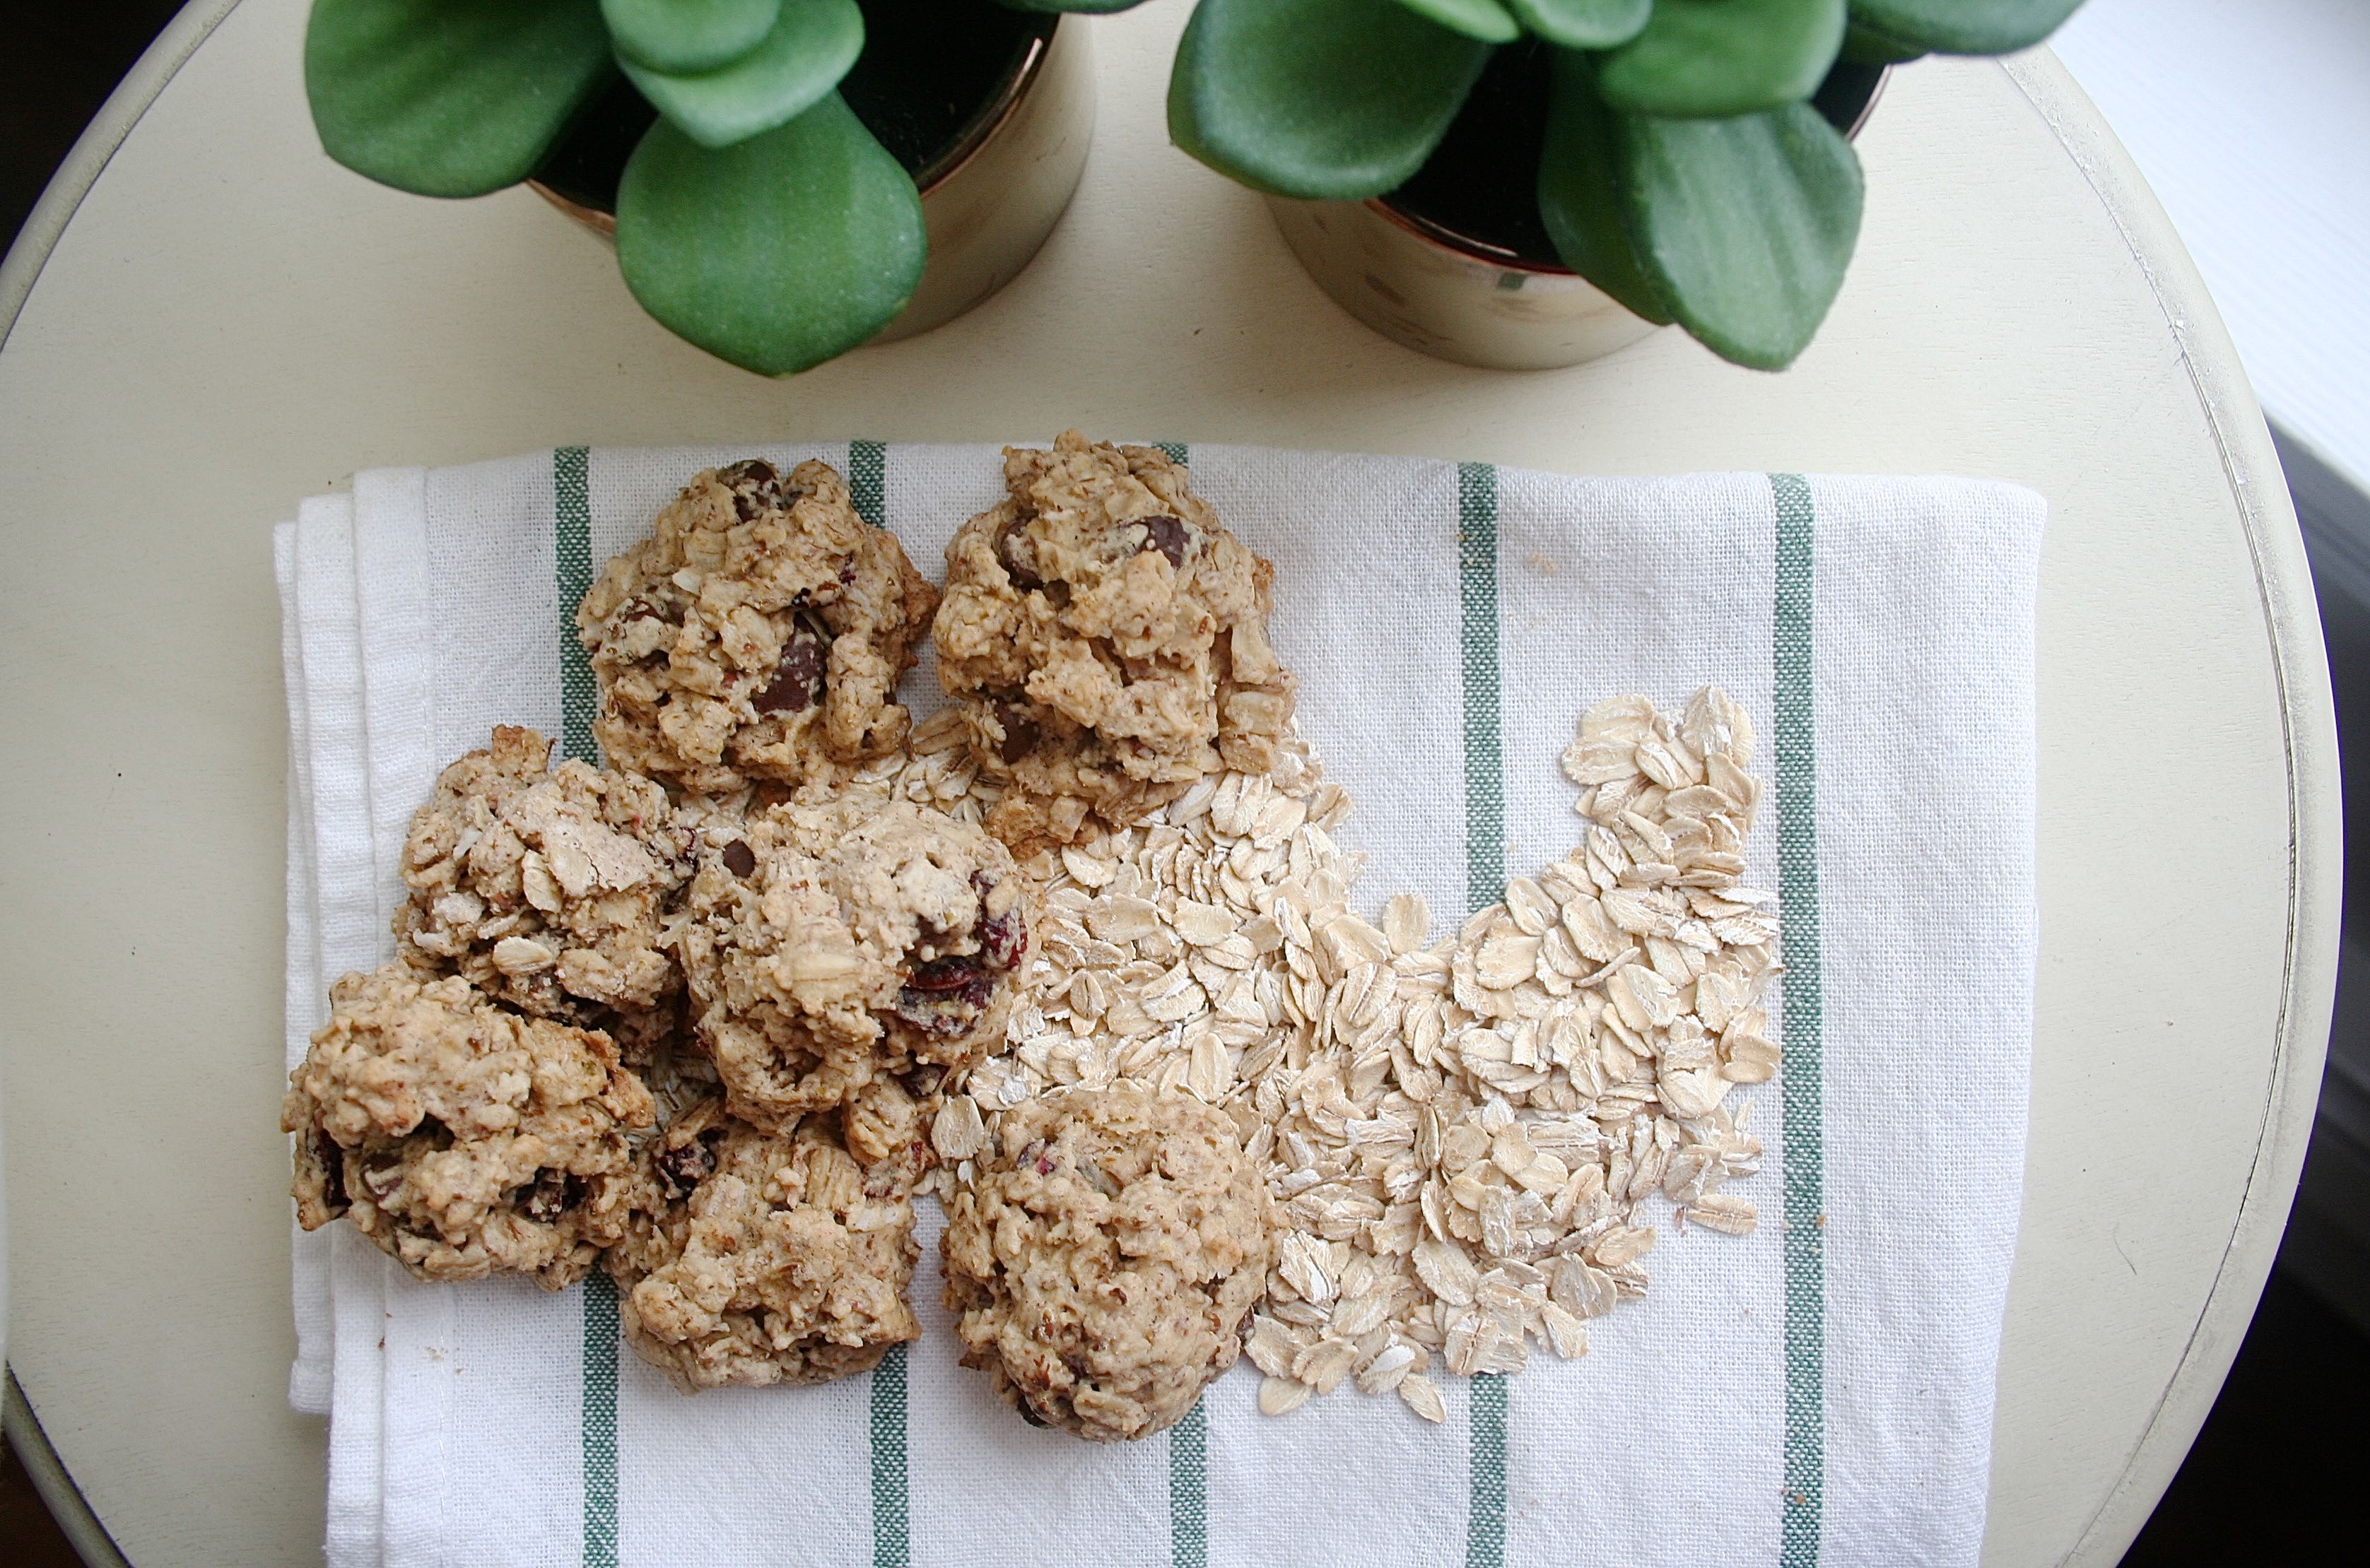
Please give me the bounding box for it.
[847,437,914,1568]
[1769,473,1826,1567]
[1156,441,1211,1568]
[554,445,621,1568]
[1455,461,1508,1568]
[1170,1399,1209,1568]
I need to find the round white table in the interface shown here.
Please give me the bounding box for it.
[0,1,2338,1564]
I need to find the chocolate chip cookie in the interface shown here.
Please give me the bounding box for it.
[394,726,696,1039]
[676,796,1030,1131]
[575,459,939,795]
[941,1085,1274,1441]
[605,1094,922,1391]
[932,432,1296,851]
[283,965,655,1288]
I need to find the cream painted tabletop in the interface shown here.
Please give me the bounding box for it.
[0,1,2338,1565]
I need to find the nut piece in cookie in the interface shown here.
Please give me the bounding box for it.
[282,965,655,1289]
[941,1084,1275,1441]
[605,1095,922,1391]
[575,459,939,794]
[932,430,1297,852]
[394,726,696,1044]
[676,796,1031,1131]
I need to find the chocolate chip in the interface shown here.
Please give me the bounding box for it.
[720,839,757,878]
[717,459,781,520]
[997,707,1040,765]
[754,630,827,713]
[520,1168,585,1224]
[315,1130,349,1210]
[1136,514,1187,569]
[997,518,1043,590]
[653,1138,717,1201]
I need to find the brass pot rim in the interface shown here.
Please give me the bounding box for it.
[527,23,1060,232]
[1369,63,1894,280]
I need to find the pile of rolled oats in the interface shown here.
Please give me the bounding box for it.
[860,687,1778,1424]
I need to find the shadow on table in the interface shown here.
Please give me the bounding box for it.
[2117,1251,2370,1567]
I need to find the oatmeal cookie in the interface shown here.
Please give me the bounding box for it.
[394,726,696,1037]
[283,965,654,1289]
[932,431,1296,851]
[677,796,1030,1131]
[575,458,939,794]
[941,1085,1274,1441]
[605,1095,922,1391]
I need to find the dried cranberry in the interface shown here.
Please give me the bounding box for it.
[519,1168,585,1224]
[755,630,827,713]
[894,964,995,1036]
[1136,514,1187,569]
[977,896,1028,968]
[903,955,983,993]
[315,1130,349,1211]
[653,1138,718,1201]
[720,839,757,878]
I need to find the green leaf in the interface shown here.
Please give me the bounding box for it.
[1840,18,1924,63]
[1168,0,1493,202]
[305,0,615,198]
[1536,52,1672,324]
[614,93,925,374]
[1391,0,1520,45]
[1619,100,1862,368]
[1600,0,1847,119]
[1847,0,2083,54]
[602,0,780,73]
[620,0,863,149]
[1506,0,1650,49]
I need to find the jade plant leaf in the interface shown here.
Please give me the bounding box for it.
[619,0,864,150]
[1168,0,1493,202]
[1618,100,1862,368]
[1506,0,1650,49]
[614,92,925,374]
[1846,0,2083,54]
[602,0,782,74]
[1390,0,1521,45]
[1840,18,1924,63]
[305,0,616,198]
[1600,0,1848,119]
[1536,53,1672,325]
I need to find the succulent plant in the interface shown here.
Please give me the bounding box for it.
[1169,0,2088,369]
[305,0,1125,375]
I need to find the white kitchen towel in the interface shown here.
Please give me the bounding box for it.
[278,442,2044,1568]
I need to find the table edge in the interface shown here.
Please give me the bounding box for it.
[2000,47,2345,1568]
[0,0,244,356]
[6,1372,131,1568]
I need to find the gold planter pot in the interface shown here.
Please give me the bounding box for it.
[1269,65,1889,372]
[530,18,1094,347]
